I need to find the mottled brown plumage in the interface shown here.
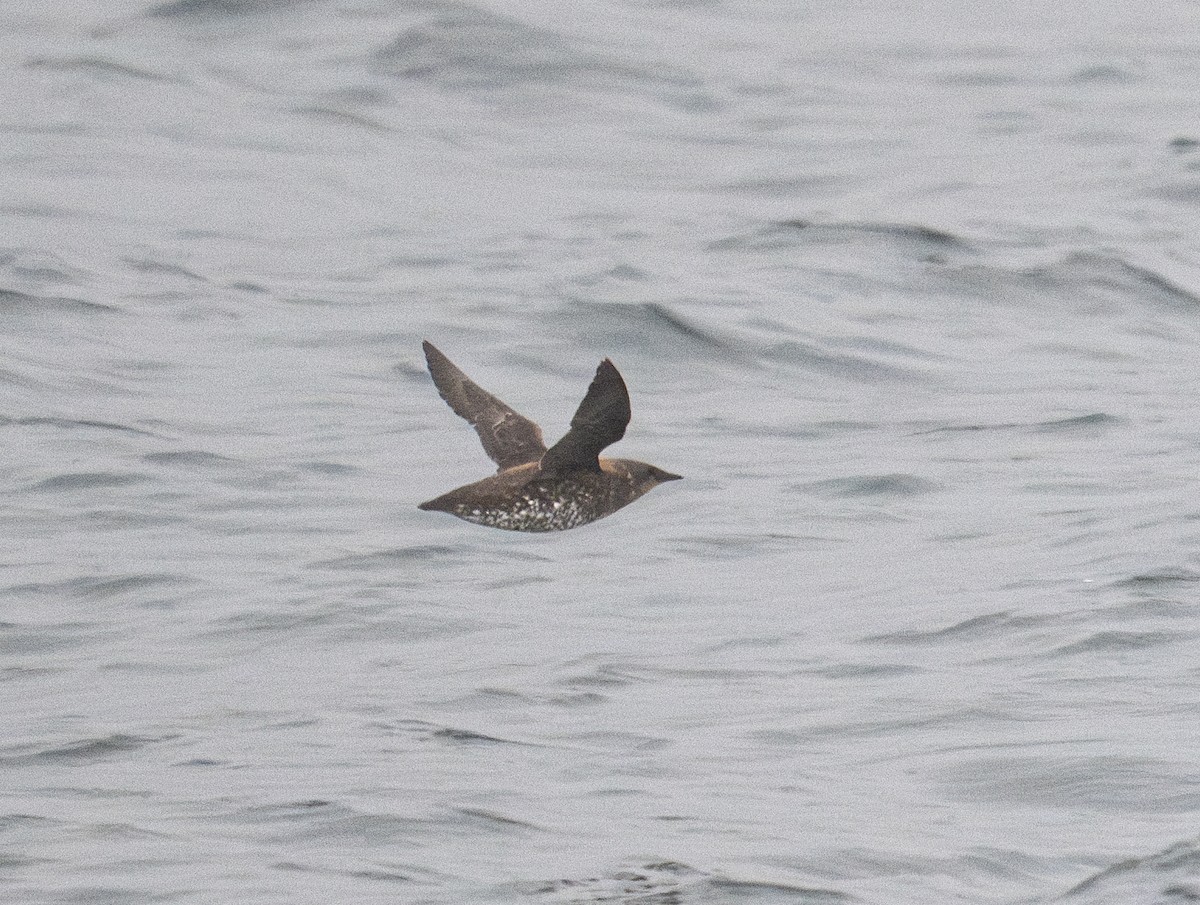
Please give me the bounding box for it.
[418,342,680,531]
[422,341,545,471]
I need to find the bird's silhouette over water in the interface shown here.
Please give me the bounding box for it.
[418,342,681,531]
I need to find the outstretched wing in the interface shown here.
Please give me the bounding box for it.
[422,341,546,471]
[539,359,630,475]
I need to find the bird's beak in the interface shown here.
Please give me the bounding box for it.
[659,471,683,482]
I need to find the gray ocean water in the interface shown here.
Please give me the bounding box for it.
[5,1,1200,903]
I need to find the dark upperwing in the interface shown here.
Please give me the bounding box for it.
[539,358,631,475]
[422,341,547,471]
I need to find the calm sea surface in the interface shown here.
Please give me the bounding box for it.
[4,2,1200,903]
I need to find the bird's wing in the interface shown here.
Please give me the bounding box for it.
[422,341,547,471]
[538,358,630,475]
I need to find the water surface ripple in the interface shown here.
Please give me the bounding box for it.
[3,1,1200,903]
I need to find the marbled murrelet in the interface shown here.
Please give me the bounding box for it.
[417,342,681,532]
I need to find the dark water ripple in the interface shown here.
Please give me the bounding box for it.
[1051,630,1187,657]
[7,572,185,602]
[1111,567,1200,588]
[941,754,1200,813]
[0,287,117,317]
[709,220,975,262]
[528,860,850,904]
[1,416,163,437]
[24,56,177,84]
[1034,252,1200,311]
[797,474,941,498]
[1060,838,1200,905]
[373,718,544,749]
[0,733,170,766]
[29,471,150,492]
[864,611,1050,646]
[760,339,928,383]
[142,449,236,468]
[372,6,701,98]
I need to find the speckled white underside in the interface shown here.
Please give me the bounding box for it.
[453,492,600,532]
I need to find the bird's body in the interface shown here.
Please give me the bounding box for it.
[418,342,680,532]
[419,457,670,532]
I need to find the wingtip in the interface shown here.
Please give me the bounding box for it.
[422,341,452,375]
[595,357,624,384]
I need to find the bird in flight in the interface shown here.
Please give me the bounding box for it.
[418,341,681,532]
